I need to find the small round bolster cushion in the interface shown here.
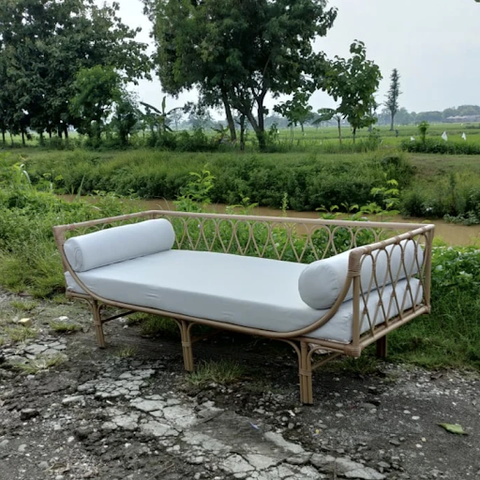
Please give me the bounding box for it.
[298,239,423,310]
[64,219,175,272]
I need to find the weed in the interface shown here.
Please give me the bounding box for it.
[9,300,39,311]
[4,325,37,343]
[140,316,178,338]
[49,320,81,333]
[114,346,139,358]
[187,359,245,387]
[0,336,5,346]
[321,352,380,376]
[12,354,65,375]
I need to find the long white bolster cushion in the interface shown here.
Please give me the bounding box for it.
[64,219,175,272]
[298,239,423,310]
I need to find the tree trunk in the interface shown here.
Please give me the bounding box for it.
[337,117,342,145]
[21,130,25,146]
[239,114,246,151]
[245,109,266,151]
[255,92,267,150]
[64,125,69,139]
[221,91,237,142]
[390,113,394,131]
[352,127,357,144]
[1,129,5,145]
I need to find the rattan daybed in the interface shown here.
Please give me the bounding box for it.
[53,211,434,404]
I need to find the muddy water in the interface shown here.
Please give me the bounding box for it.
[62,195,480,247]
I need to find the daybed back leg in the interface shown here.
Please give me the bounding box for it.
[90,300,106,348]
[376,335,388,359]
[177,320,194,372]
[299,342,314,405]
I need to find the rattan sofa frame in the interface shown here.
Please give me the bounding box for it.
[53,210,434,404]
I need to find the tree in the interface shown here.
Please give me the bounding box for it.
[0,0,150,141]
[69,66,123,146]
[323,41,382,143]
[313,108,343,143]
[111,92,140,146]
[385,69,401,131]
[143,0,337,150]
[274,91,315,134]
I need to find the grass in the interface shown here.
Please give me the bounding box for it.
[12,354,66,375]
[49,320,81,333]
[140,316,179,338]
[0,336,5,346]
[320,350,381,376]
[187,359,246,387]
[114,346,139,358]
[9,299,39,311]
[4,325,37,343]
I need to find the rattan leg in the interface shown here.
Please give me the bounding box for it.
[299,342,314,405]
[177,320,194,371]
[90,300,106,348]
[376,335,388,359]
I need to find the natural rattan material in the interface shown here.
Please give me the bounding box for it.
[53,210,434,404]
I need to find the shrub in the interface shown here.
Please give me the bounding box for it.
[401,138,480,155]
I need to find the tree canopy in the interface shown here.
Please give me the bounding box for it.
[0,0,150,143]
[323,40,382,142]
[385,69,401,131]
[143,0,337,149]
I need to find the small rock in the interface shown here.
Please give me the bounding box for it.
[18,318,33,327]
[286,453,312,465]
[0,439,10,448]
[20,408,39,421]
[389,439,401,446]
[62,395,85,406]
[18,444,27,453]
[39,461,49,470]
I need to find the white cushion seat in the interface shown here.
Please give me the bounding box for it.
[65,250,420,343]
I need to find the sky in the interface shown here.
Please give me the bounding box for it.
[105,0,480,116]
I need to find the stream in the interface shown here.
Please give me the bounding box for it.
[62,195,480,247]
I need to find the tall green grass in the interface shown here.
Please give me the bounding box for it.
[11,149,413,212]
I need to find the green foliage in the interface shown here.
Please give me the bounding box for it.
[417,121,430,144]
[187,359,245,386]
[144,0,337,149]
[70,66,123,146]
[49,320,81,333]
[174,167,216,212]
[402,138,480,155]
[22,150,413,213]
[323,40,382,142]
[0,160,140,297]
[0,0,150,143]
[385,69,401,131]
[390,246,480,369]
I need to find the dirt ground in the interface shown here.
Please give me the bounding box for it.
[0,293,479,480]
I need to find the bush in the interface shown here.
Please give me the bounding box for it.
[23,150,414,212]
[401,138,480,155]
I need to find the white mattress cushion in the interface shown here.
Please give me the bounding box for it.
[64,219,175,272]
[298,239,423,309]
[65,250,422,343]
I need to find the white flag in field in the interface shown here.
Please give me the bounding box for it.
[441,131,448,141]
[462,132,467,141]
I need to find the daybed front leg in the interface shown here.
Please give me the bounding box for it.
[299,342,314,405]
[376,335,388,359]
[90,300,106,348]
[176,320,194,372]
